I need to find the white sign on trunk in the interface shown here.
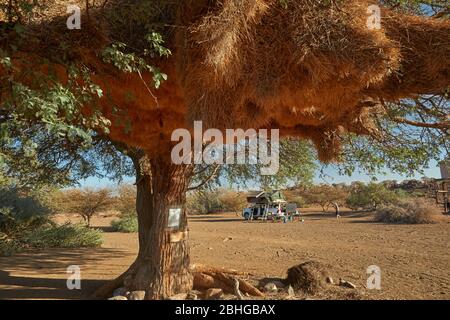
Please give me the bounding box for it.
[168,207,182,229]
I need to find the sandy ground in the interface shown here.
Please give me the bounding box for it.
[0,209,449,300]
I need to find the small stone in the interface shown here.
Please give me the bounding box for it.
[326,276,334,285]
[272,280,286,289]
[339,279,357,289]
[108,296,127,300]
[287,285,295,297]
[113,287,129,297]
[128,290,146,300]
[187,292,198,300]
[168,293,188,300]
[205,288,224,300]
[264,282,278,293]
[223,237,233,242]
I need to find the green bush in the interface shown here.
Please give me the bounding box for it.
[24,223,103,248]
[0,188,53,237]
[346,183,406,211]
[0,187,104,256]
[0,237,23,256]
[111,215,138,233]
[374,198,437,224]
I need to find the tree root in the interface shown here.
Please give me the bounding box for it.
[92,264,264,299]
[192,265,264,297]
[191,264,253,276]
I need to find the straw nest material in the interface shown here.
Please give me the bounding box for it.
[286,260,330,294]
[1,0,449,161]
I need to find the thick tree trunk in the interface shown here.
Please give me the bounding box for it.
[124,152,194,299]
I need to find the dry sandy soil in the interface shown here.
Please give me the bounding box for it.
[0,209,449,300]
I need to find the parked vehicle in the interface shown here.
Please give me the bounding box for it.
[242,190,299,221]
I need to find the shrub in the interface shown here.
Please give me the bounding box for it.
[289,185,348,211]
[0,237,23,256]
[284,191,306,208]
[24,223,103,248]
[116,185,137,216]
[346,183,406,211]
[218,190,247,215]
[0,187,103,256]
[53,188,115,226]
[111,215,138,233]
[186,190,223,214]
[374,198,438,224]
[0,188,53,238]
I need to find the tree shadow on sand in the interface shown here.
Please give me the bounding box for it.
[0,247,129,300]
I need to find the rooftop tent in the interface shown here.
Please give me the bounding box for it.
[269,190,285,203]
[246,190,286,205]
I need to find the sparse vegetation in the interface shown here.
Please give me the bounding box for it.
[288,185,349,211]
[187,190,223,215]
[24,223,103,248]
[374,198,438,224]
[116,185,137,216]
[218,190,247,216]
[53,188,115,226]
[346,183,406,211]
[0,187,103,256]
[111,215,138,233]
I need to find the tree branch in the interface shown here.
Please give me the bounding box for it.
[187,165,221,191]
[392,117,449,130]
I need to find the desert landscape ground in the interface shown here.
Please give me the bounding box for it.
[1,208,448,300]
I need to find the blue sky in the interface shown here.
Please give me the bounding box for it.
[314,160,442,185]
[79,160,443,189]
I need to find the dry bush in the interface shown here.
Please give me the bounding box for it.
[53,188,115,226]
[286,260,330,294]
[116,184,137,216]
[218,190,247,215]
[186,190,223,215]
[290,185,348,211]
[374,198,438,224]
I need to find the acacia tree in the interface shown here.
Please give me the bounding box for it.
[1,0,449,299]
[295,185,349,212]
[54,188,115,226]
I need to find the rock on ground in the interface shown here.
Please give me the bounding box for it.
[264,282,278,293]
[168,293,188,300]
[113,287,129,297]
[339,279,357,289]
[108,296,128,300]
[128,290,146,300]
[205,288,224,300]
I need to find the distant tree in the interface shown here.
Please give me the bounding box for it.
[297,185,349,212]
[186,190,223,215]
[55,188,115,226]
[218,190,247,216]
[283,190,306,208]
[346,183,406,211]
[116,184,137,217]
